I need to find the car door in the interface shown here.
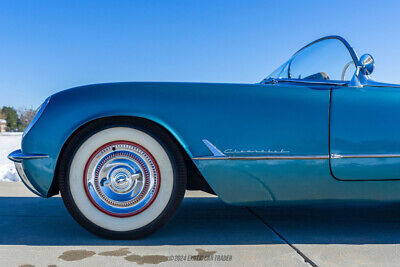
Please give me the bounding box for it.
[330,85,400,180]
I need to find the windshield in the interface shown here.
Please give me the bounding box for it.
[266,37,357,82]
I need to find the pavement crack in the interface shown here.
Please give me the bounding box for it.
[247,207,318,267]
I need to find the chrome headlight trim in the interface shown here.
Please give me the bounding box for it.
[23,96,51,138]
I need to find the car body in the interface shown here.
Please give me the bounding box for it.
[8,35,400,238]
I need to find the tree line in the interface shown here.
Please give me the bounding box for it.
[0,106,36,132]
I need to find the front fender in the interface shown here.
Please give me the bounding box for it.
[21,83,205,196]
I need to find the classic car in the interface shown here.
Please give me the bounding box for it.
[8,35,400,239]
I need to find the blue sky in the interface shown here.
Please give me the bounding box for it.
[1,0,399,108]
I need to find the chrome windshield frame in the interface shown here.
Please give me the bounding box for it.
[261,35,400,88]
[291,35,360,67]
[261,35,361,85]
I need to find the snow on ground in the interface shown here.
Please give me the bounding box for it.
[0,133,22,182]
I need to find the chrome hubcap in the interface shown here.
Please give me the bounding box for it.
[84,141,160,217]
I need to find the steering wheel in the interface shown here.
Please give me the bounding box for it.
[341,61,355,81]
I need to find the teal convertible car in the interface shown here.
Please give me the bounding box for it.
[8,36,400,239]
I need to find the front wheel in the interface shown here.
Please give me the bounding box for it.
[58,119,186,239]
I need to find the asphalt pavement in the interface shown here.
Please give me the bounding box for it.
[1,182,400,266]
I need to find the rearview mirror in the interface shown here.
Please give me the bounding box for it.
[360,54,375,75]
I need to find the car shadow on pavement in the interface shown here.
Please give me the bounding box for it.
[1,196,400,246]
[251,202,400,245]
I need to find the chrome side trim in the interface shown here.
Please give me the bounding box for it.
[331,153,400,159]
[197,140,400,160]
[197,140,328,160]
[202,139,226,157]
[194,153,400,160]
[193,155,329,160]
[8,149,49,163]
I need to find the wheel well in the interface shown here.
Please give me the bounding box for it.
[47,116,214,197]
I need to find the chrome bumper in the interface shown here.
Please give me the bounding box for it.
[8,149,49,197]
[8,149,48,162]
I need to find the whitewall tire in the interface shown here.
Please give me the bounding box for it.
[58,118,187,239]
